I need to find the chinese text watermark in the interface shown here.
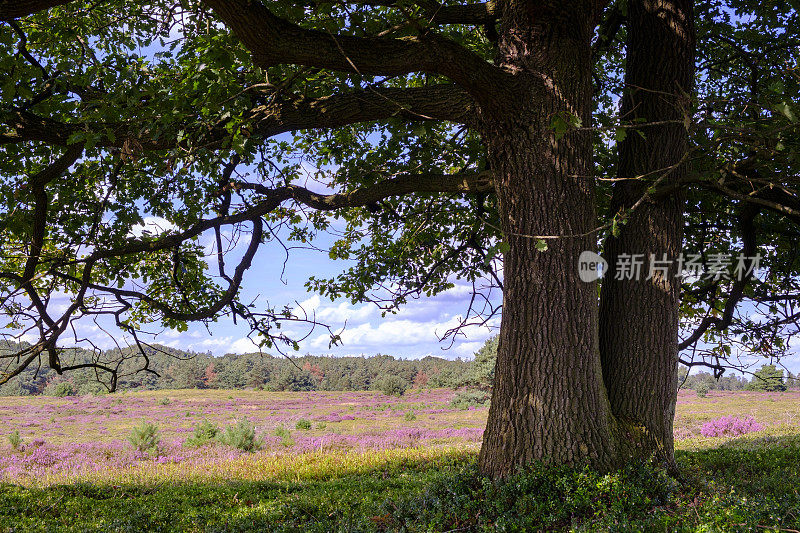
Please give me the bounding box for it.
[578,252,761,283]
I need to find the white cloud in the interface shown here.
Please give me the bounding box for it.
[229,337,262,354]
[130,216,176,238]
[297,294,375,324]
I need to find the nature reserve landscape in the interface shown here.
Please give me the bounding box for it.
[1,0,800,530]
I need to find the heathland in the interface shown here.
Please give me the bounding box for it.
[1,388,799,531]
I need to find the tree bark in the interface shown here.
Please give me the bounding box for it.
[478,3,619,477]
[599,0,695,466]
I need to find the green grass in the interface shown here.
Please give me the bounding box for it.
[0,452,468,532]
[2,439,800,531]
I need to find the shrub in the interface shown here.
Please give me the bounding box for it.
[316,422,327,430]
[274,426,294,447]
[295,418,312,430]
[404,411,417,421]
[386,459,677,531]
[46,381,77,397]
[7,430,22,451]
[157,397,171,406]
[700,416,764,437]
[77,382,108,396]
[183,420,220,448]
[450,389,491,410]
[696,383,710,398]
[218,419,263,452]
[374,376,409,397]
[127,421,160,455]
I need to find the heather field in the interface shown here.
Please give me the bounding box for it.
[2,389,800,531]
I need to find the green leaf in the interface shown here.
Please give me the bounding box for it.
[775,102,797,123]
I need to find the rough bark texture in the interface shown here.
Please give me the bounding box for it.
[599,0,695,466]
[478,2,618,477]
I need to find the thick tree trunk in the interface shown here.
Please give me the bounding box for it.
[478,4,620,477]
[599,0,695,465]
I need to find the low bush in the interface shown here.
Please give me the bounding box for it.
[295,418,312,430]
[127,421,160,456]
[273,426,294,447]
[183,420,220,448]
[218,419,263,452]
[450,389,491,410]
[7,429,22,451]
[387,459,677,531]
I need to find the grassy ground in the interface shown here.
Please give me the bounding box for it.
[1,389,799,531]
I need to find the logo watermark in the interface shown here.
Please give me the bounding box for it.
[578,251,608,282]
[578,252,761,282]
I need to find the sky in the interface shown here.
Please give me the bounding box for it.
[54,211,800,375]
[58,213,500,361]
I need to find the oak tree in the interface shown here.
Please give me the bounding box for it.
[1,0,798,477]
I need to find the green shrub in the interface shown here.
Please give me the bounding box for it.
[387,459,677,531]
[450,389,491,410]
[127,421,160,455]
[157,397,171,406]
[404,411,417,421]
[374,375,409,397]
[7,430,22,451]
[295,418,312,430]
[696,383,710,398]
[316,422,327,430]
[273,426,294,447]
[184,420,220,448]
[218,419,263,452]
[46,381,77,397]
[77,382,108,396]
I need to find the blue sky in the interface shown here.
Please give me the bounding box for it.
[35,209,800,374]
[54,213,500,361]
[153,248,498,360]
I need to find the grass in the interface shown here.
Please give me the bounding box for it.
[1,441,799,531]
[1,389,800,531]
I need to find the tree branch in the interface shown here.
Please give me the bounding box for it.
[1,85,476,148]
[0,0,73,20]
[202,0,510,102]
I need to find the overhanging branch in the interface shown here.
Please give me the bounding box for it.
[202,0,511,102]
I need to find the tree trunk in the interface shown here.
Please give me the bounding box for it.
[599,0,695,466]
[478,4,620,477]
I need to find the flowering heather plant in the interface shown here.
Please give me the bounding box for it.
[700,416,764,438]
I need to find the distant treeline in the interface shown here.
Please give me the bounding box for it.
[678,365,800,393]
[1,338,798,396]
[0,341,483,396]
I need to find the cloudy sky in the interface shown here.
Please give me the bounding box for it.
[58,215,500,361]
